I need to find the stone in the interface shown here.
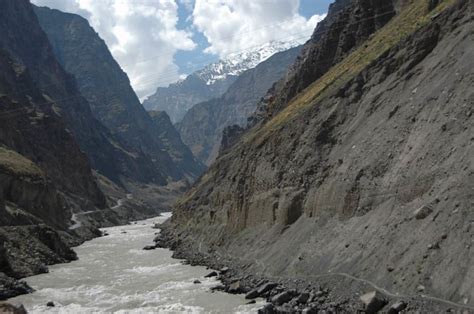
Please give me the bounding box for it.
[204,271,218,278]
[246,282,278,299]
[387,301,408,313]
[210,285,225,291]
[258,303,276,314]
[414,205,433,219]
[228,280,241,293]
[193,280,201,284]
[302,307,318,314]
[142,245,156,251]
[417,285,425,292]
[359,291,388,313]
[246,300,256,304]
[46,301,55,307]
[245,289,260,300]
[220,266,229,274]
[296,292,310,304]
[257,282,278,295]
[271,291,293,305]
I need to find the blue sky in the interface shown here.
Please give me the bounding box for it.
[175,0,333,75]
[32,0,333,98]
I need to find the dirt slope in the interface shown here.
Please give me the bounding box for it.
[163,0,473,310]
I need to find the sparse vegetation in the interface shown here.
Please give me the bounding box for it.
[0,146,43,178]
[247,0,456,145]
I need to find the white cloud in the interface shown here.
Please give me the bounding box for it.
[191,0,325,58]
[32,0,196,99]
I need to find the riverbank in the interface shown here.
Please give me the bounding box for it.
[155,221,474,313]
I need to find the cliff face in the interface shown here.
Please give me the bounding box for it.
[33,6,205,183]
[177,46,302,165]
[166,0,473,307]
[0,1,105,296]
[0,0,169,187]
[0,0,164,299]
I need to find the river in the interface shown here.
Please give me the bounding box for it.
[11,213,265,313]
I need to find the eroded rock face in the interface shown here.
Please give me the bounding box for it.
[167,0,474,307]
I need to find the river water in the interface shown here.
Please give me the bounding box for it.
[11,213,264,313]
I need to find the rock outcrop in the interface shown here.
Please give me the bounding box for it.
[164,0,474,311]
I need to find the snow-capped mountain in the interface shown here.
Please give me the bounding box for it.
[142,40,301,123]
[195,40,301,85]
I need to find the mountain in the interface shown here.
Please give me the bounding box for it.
[33,6,205,185]
[177,46,302,165]
[0,0,114,299]
[0,0,166,189]
[0,0,190,300]
[142,40,301,123]
[158,0,474,311]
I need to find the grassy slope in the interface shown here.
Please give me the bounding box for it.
[247,0,456,145]
[0,146,44,178]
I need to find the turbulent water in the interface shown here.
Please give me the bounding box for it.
[11,213,264,313]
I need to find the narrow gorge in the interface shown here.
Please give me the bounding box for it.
[0,0,472,313]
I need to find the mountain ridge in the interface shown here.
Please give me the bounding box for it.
[143,40,302,123]
[177,45,302,165]
[34,5,205,187]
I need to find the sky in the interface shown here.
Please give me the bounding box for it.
[31,0,333,100]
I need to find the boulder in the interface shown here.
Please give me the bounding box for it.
[210,285,225,291]
[414,205,433,219]
[220,267,229,274]
[296,292,310,304]
[359,291,388,313]
[271,291,294,305]
[246,282,279,299]
[142,245,156,251]
[257,282,278,295]
[302,307,318,314]
[258,303,276,314]
[204,271,218,278]
[388,301,408,313]
[245,289,260,300]
[193,280,201,284]
[46,301,55,307]
[228,280,242,294]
